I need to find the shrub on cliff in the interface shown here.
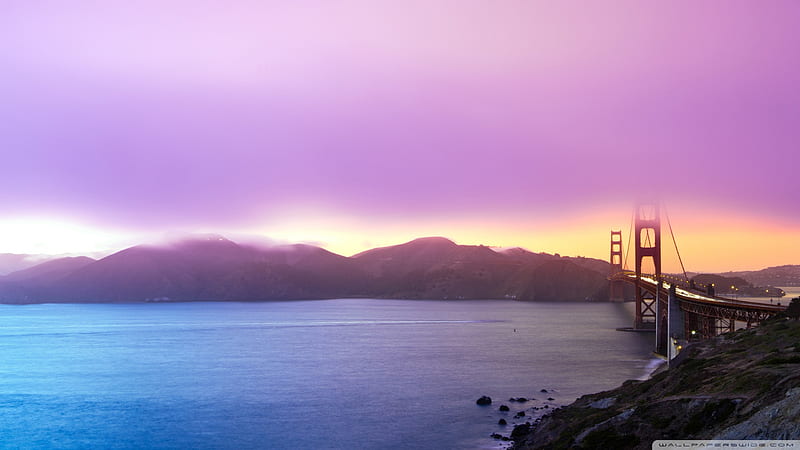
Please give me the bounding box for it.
[786,297,800,320]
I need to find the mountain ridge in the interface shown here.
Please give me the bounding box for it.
[1,236,793,304]
[0,235,613,304]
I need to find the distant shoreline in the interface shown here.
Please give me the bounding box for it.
[0,297,618,306]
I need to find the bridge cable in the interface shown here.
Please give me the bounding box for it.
[664,204,690,283]
[623,209,634,270]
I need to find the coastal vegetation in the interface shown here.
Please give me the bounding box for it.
[508,315,800,449]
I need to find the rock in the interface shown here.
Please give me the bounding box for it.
[516,397,528,402]
[540,389,548,393]
[573,408,637,445]
[499,404,510,411]
[514,411,526,418]
[501,436,510,441]
[588,397,617,409]
[491,433,503,439]
[509,321,800,449]
[476,396,492,406]
[714,389,800,439]
[498,418,507,425]
[508,397,517,402]
[547,397,555,401]
[511,423,531,440]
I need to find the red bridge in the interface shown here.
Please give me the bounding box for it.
[608,202,785,360]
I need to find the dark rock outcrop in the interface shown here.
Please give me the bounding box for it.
[511,319,800,449]
[476,396,492,406]
[510,423,531,441]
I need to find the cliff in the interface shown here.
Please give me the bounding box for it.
[509,318,800,449]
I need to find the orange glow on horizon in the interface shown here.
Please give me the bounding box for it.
[254,206,799,274]
[0,206,795,276]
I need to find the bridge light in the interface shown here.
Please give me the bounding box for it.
[677,345,683,351]
[691,330,697,335]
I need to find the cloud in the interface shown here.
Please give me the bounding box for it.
[0,1,796,264]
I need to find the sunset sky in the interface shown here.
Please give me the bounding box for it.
[0,1,798,273]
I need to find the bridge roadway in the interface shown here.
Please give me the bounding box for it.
[610,270,785,335]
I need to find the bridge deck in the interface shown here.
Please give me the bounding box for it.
[611,271,786,313]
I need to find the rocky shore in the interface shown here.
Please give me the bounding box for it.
[508,317,800,449]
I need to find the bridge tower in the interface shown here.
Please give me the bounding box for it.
[609,230,625,302]
[634,202,661,330]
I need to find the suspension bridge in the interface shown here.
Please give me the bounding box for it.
[608,202,785,360]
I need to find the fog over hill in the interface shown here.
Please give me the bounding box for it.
[0,253,61,276]
[1,235,794,304]
[3,256,96,283]
[0,235,613,304]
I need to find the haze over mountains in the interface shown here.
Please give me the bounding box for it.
[0,253,61,276]
[0,235,795,304]
[0,235,612,303]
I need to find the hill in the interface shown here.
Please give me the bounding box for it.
[29,235,362,302]
[2,256,96,283]
[690,273,785,297]
[352,238,610,301]
[0,235,612,303]
[0,253,58,275]
[724,265,800,287]
[352,237,517,299]
[508,317,800,448]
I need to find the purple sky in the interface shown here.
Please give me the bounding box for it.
[0,1,798,270]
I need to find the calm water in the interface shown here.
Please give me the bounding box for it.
[0,300,655,449]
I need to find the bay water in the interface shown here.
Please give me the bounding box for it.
[0,299,656,449]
